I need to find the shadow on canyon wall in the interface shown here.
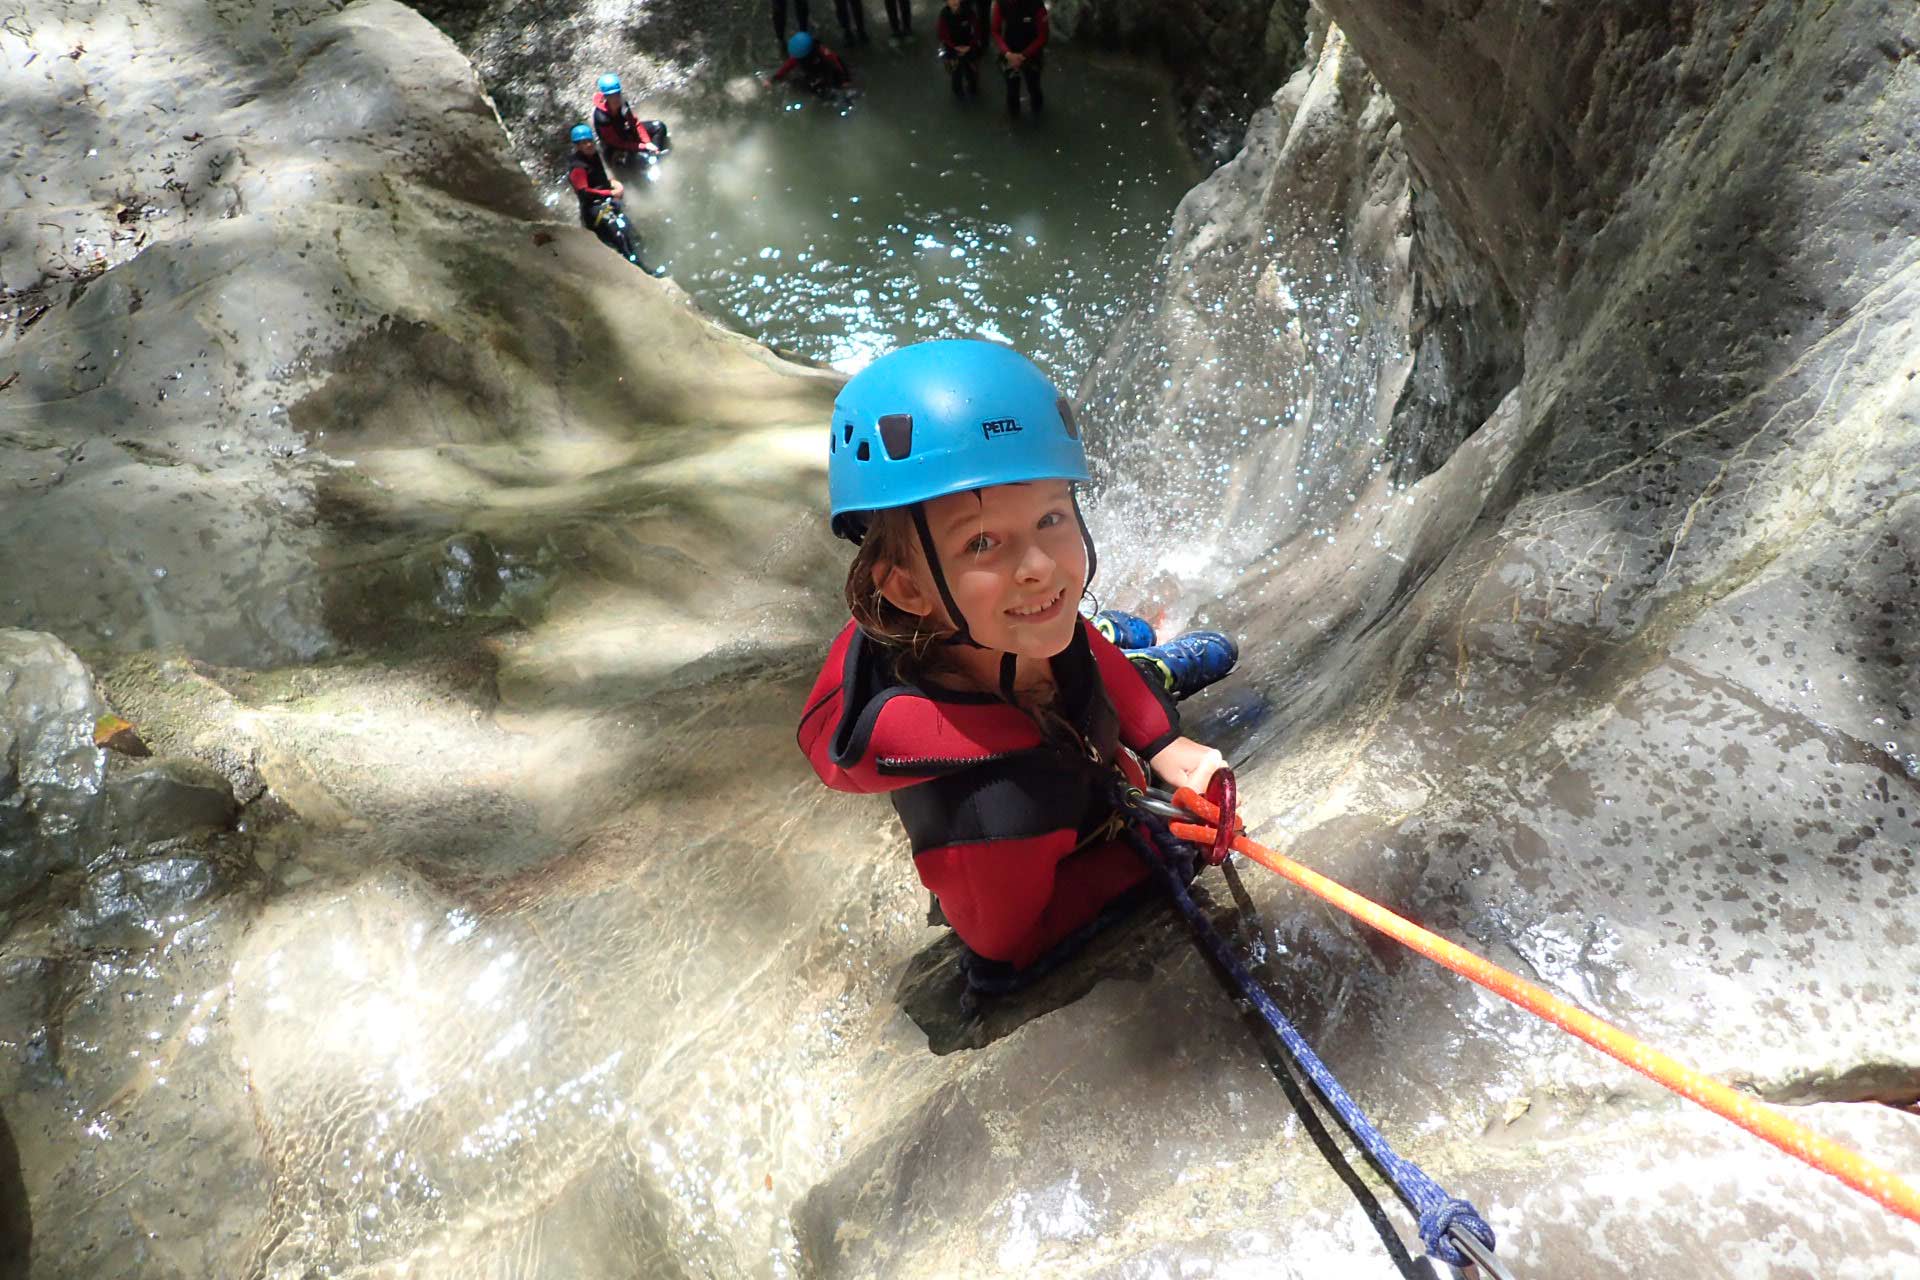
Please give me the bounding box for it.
[0,1109,27,1280]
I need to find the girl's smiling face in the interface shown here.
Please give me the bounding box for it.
[879,480,1087,663]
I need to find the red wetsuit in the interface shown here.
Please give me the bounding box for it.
[937,3,983,58]
[772,47,853,92]
[991,0,1048,60]
[566,149,618,223]
[798,617,1180,969]
[592,91,657,156]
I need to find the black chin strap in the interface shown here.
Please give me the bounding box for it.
[909,502,983,649]
[1071,486,1097,589]
[998,652,1019,703]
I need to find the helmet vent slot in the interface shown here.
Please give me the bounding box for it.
[1057,398,1078,439]
[842,421,855,443]
[856,440,871,461]
[879,414,914,460]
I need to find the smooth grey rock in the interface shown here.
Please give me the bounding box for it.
[69,857,220,950]
[106,758,237,849]
[0,0,540,666]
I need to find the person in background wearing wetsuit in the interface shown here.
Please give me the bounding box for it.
[591,74,669,167]
[771,31,855,98]
[991,0,1048,116]
[936,0,981,98]
[772,0,811,52]
[834,0,870,45]
[565,124,665,275]
[883,0,911,38]
[797,340,1239,993]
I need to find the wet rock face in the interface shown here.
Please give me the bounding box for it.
[0,631,107,920]
[105,759,236,852]
[1049,0,1311,160]
[1081,21,1429,611]
[0,631,238,937]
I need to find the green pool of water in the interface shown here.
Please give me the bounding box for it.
[620,38,1202,383]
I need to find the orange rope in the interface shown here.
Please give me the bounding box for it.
[1165,786,1920,1227]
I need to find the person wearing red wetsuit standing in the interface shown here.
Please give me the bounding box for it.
[991,0,1047,115]
[936,0,983,99]
[797,340,1239,989]
[591,74,669,168]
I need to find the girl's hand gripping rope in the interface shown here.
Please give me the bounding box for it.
[1147,737,1228,793]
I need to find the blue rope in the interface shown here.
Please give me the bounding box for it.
[1121,814,1497,1268]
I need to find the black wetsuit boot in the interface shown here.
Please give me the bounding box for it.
[938,4,981,96]
[834,0,868,43]
[949,55,978,97]
[1003,60,1044,114]
[774,0,812,49]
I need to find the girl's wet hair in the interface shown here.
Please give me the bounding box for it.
[845,506,958,683]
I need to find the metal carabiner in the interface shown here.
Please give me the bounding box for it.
[1130,788,1192,824]
[1201,767,1238,865]
[1448,1227,1519,1280]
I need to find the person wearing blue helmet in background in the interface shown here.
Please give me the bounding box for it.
[591,74,670,167]
[770,30,854,98]
[797,340,1238,993]
[565,122,666,275]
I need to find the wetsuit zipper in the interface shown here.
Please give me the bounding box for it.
[877,754,1014,774]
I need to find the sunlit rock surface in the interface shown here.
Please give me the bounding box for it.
[2,0,1919,1277]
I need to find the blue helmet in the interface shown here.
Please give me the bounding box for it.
[829,339,1088,538]
[569,123,594,144]
[787,31,815,58]
[829,340,1095,649]
[597,73,622,95]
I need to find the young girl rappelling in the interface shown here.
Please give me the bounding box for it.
[799,348,1920,1270]
[796,339,1239,989]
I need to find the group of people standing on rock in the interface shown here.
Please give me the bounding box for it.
[565,74,673,274]
[771,0,1052,114]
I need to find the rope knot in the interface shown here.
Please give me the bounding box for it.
[1417,1196,1495,1267]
